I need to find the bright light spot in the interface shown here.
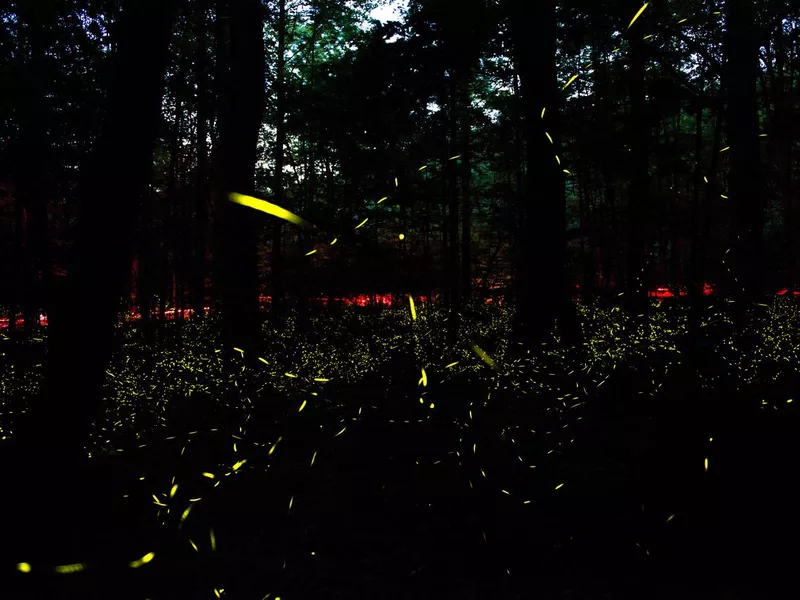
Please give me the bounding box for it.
[367,0,408,24]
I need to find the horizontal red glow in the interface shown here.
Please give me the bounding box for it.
[258,294,431,308]
[647,283,716,299]
[776,288,800,297]
[125,307,210,321]
[0,314,47,329]
[3,284,798,329]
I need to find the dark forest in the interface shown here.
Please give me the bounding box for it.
[1,0,799,598]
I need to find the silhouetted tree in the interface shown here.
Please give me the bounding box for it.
[214,0,266,363]
[509,0,582,347]
[726,0,765,306]
[17,0,179,464]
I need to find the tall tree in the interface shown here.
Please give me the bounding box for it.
[214,0,266,362]
[623,0,652,317]
[446,74,461,320]
[272,0,288,322]
[193,0,211,320]
[14,0,56,332]
[460,79,473,301]
[509,0,581,346]
[725,0,765,307]
[16,0,178,463]
[591,41,619,292]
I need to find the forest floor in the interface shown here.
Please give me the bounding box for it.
[1,298,799,599]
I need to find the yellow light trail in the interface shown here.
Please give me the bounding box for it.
[129,552,155,569]
[628,3,649,29]
[470,344,497,370]
[562,74,579,90]
[54,563,87,574]
[229,193,311,227]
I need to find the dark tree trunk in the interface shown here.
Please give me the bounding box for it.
[509,0,581,347]
[725,0,764,307]
[688,95,705,348]
[215,0,265,363]
[139,188,156,341]
[193,0,210,320]
[592,45,617,292]
[10,196,24,332]
[685,83,722,361]
[460,77,472,302]
[447,75,461,322]
[15,2,55,333]
[511,58,524,301]
[782,54,797,286]
[439,105,450,308]
[162,89,183,340]
[272,0,287,323]
[16,0,178,463]
[624,12,651,317]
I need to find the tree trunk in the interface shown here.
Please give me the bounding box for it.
[725,0,764,307]
[139,188,156,341]
[193,0,210,320]
[593,45,617,293]
[15,2,55,333]
[440,113,450,308]
[511,57,524,302]
[460,77,472,302]
[10,196,24,332]
[163,89,183,339]
[16,0,178,463]
[509,0,581,347]
[272,0,287,323]
[215,0,265,364]
[624,11,651,317]
[688,96,704,350]
[447,75,461,315]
